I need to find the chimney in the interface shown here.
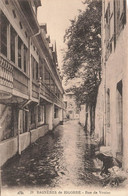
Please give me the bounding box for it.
[40,23,47,34]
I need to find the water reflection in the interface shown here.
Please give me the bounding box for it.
[2,120,102,188]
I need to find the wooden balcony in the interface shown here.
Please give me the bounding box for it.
[13,66,29,96]
[0,54,29,100]
[40,81,64,108]
[0,54,64,107]
[0,55,13,94]
[40,81,54,102]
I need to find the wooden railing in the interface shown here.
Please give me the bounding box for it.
[32,81,40,99]
[13,67,29,95]
[40,81,64,108]
[0,54,29,96]
[0,55,13,89]
[0,54,64,108]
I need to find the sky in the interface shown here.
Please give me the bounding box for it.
[37,0,86,69]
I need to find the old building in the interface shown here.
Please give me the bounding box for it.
[64,93,79,120]
[95,0,128,171]
[0,0,64,166]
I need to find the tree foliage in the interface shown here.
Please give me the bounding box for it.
[63,0,102,106]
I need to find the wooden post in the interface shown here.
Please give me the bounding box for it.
[35,104,38,129]
[18,110,21,155]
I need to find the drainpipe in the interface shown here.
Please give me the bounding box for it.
[29,30,41,144]
[31,30,41,38]
[17,30,41,154]
[29,37,32,100]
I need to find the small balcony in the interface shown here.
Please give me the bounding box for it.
[0,55,13,95]
[13,66,29,96]
[0,54,30,102]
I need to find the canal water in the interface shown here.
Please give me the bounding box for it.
[2,120,102,189]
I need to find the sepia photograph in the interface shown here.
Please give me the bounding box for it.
[0,0,128,195]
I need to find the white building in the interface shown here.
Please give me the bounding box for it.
[95,0,128,171]
[64,93,79,120]
[0,0,64,166]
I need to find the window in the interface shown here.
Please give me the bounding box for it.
[19,110,28,133]
[10,26,16,63]
[0,105,13,141]
[31,56,34,79]
[30,105,35,125]
[18,37,28,72]
[19,21,23,29]
[12,10,16,18]
[38,105,44,124]
[5,0,9,4]
[23,111,28,133]
[45,68,50,87]
[18,36,22,68]
[105,3,111,60]
[116,81,123,153]
[117,81,123,125]
[104,0,126,59]
[40,59,46,81]
[51,78,55,91]
[54,106,58,118]
[31,55,39,80]
[106,89,110,127]
[55,87,59,98]
[0,12,28,73]
[1,12,8,57]
[114,0,126,48]
[36,61,38,80]
[31,1,37,15]
[24,45,27,73]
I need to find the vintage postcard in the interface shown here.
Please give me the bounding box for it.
[0,0,128,196]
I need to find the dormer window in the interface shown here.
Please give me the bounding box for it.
[5,0,9,4]
[31,1,37,16]
[31,0,41,16]
[32,5,37,15]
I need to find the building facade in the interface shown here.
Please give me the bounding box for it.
[0,0,64,166]
[64,93,79,120]
[95,0,128,171]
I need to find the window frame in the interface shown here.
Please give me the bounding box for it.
[10,25,16,63]
[37,105,45,125]
[0,12,8,57]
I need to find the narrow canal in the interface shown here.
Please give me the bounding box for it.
[2,120,103,189]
